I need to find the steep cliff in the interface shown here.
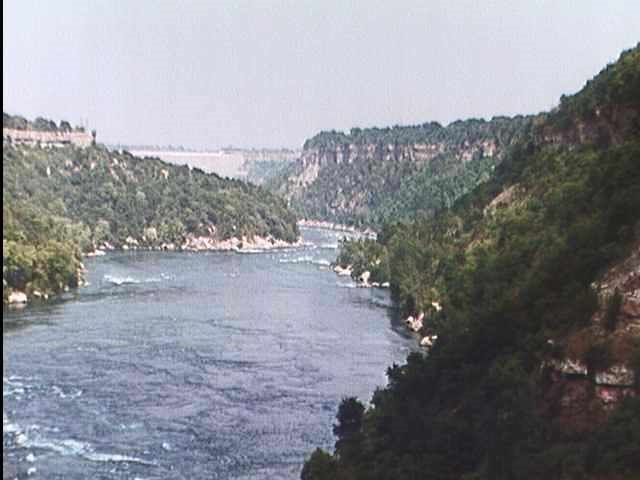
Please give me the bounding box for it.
[272,116,533,226]
[302,44,640,480]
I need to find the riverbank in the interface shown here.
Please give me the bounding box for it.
[3,261,87,307]
[332,264,390,288]
[330,262,441,349]
[8,235,306,307]
[86,234,305,256]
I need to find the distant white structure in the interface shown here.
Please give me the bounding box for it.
[3,128,94,148]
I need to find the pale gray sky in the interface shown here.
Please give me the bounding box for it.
[3,1,639,149]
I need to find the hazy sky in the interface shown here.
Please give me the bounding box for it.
[3,1,639,149]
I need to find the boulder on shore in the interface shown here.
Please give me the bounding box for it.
[125,236,139,246]
[334,265,353,277]
[8,291,28,304]
[405,312,424,332]
[143,227,158,243]
[420,334,438,349]
[358,271,371,287]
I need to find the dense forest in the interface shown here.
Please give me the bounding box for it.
[303,45,640,479]
[271,115,533,226]
[3,199,86,302]
[3,130,299,302]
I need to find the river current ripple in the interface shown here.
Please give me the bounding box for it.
[3,228,415,479]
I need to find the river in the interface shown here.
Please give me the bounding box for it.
[3,228,415,479]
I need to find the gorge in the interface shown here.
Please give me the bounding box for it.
[3,39,639,480]
[298,44,640,480]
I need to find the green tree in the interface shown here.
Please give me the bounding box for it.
[300,449,339,480]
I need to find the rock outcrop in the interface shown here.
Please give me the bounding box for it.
[358,271,371,287]
[333,265,353,277]
[420,334,438,350]
[405,312,424,333]
[7,291,28,304]
[594,365,635,387]
[85,249,106,257]
[540,244,640,434]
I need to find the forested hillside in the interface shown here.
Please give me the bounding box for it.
[3,132,299,303]
[303,45,640,480]
[271,115,533,226]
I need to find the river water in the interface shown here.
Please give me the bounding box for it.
[3,228,415,479]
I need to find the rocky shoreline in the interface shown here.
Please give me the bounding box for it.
[7,235,304,307]
[85,233,304,256]
[331,262,441,349]
[331,265,390,289]
[4,264,87,307]
[403,303,442,351]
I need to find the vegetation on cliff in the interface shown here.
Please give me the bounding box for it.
[335,238,389,284]
[3,200,85,302]
[4,142,299,245]
[303,45,640,480]
[272,116,533,226]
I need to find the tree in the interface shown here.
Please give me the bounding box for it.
[333,397,365,461]
[300,449,338,480]
[33,116,57,131]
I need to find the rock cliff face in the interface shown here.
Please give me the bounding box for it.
[302,44,640,480]
[537,104,640,148]
[540,244,639,435]
[273,117,532,225]
[299,138,498,168]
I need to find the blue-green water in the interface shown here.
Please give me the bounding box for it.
[3,228,415,479]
